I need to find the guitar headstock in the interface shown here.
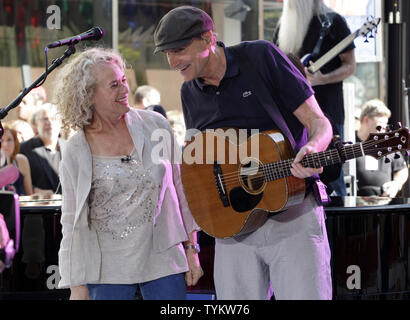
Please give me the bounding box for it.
[364,127,410,159]
[359,17,381,37]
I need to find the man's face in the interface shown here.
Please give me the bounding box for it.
[164,38,211,82]
[17,93,35,121]
[35,109,61,144]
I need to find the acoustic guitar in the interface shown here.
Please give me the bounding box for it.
[181,127,410,238]
[302,17,381,73]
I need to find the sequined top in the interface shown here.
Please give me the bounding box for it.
[89,148,188,284]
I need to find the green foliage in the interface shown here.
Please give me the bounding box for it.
[118,45,146,86]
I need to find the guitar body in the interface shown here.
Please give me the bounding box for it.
[181,129,305,238]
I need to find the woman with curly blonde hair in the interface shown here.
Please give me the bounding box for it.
[54,47,202,300]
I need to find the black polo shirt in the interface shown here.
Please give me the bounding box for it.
[181,40,314,150]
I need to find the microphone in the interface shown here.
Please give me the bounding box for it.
[121,155,132,163]
[0,165,19,189]
[47,27,104,49]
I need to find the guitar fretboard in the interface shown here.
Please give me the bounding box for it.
[308,30,358,73]
[261,142,364,182]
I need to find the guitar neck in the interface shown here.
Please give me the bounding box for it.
[308,29,359,73]
[262,141,365,181]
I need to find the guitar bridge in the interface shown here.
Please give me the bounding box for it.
[213,162,230,207]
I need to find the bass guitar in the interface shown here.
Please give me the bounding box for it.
[302,17,381,73]
[181,127,409,238]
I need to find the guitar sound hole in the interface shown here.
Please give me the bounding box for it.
[229,187,263,213]
[240,161,265,193]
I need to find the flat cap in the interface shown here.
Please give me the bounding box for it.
[154,6,214,54]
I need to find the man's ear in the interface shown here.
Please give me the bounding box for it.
[201,31,213,44]
[201,36,211,44]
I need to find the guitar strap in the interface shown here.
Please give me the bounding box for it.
[227,44,304,153]
[311,14,333,61]
[227,44,331,205]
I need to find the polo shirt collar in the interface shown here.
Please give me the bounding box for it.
[194,41,240,90]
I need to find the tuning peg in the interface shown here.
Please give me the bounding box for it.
[397,122,402,128]
[364,35,369,43]
[384,157,391,164]
[394,153,401,159]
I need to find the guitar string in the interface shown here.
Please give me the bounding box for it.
[220,141,369,182]
[219,136,397,180]
[220,144,395,188]
[220,146,397,188]
[220,143,352,180]
[217,136,402,186]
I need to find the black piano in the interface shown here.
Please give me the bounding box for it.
[1,195,409,300]
[0,194,69,300]
[325,196,410,299]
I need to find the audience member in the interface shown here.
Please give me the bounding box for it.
[133,85,161,109]
[167,110,186,147]
[17,86,47,135]
[356,99,408,197]
[20,103,62,195]
[8,120,35,142]
[1,124,33,195]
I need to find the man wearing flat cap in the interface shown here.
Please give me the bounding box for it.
[154,5,333,300]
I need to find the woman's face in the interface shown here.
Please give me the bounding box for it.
[91,62,130,119]
[1,129,15,159]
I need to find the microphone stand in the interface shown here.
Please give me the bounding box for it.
[0,45,77,148]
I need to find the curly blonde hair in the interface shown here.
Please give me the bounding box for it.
[52,47,126,131]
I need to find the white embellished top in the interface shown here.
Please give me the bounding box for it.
[88,148,188,284]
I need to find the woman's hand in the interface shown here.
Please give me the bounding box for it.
[184,250,204,286]
[70,285,90,300]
